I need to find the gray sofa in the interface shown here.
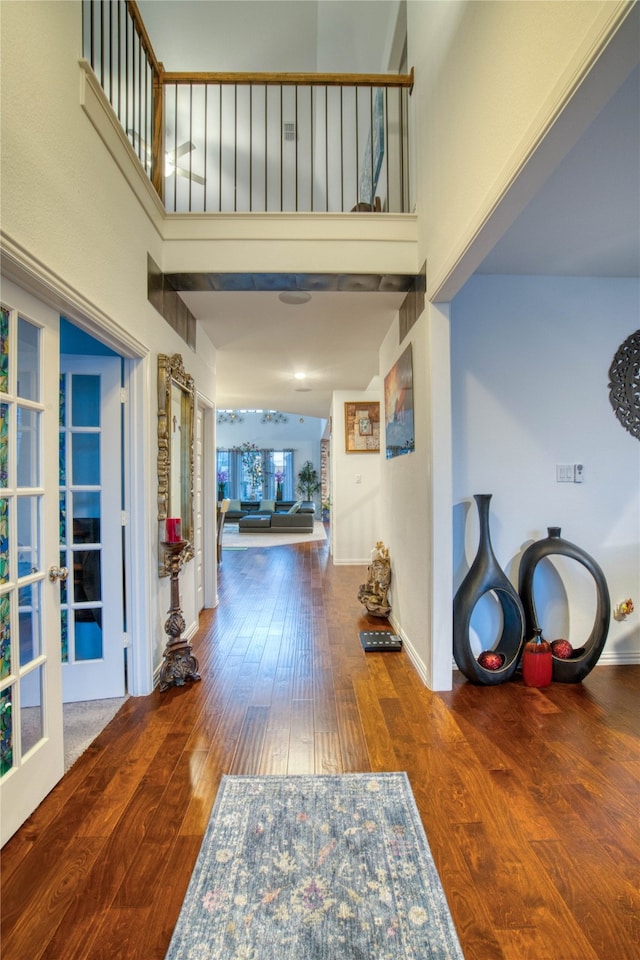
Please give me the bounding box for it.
[232,499,316,534]
[224,499,316,521]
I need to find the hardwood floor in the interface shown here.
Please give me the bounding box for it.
[2,536,639,959]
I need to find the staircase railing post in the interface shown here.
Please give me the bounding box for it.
[152,63,165,202]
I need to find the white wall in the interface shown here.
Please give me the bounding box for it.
[330,390,382,563]
[451,275,640,664]
[0,1,217,690]
[376,306,453,690]
[140,0,397,74]
[407,0,635,299]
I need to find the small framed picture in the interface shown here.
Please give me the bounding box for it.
[345,402,380,453]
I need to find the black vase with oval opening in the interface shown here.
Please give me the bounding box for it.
[453,494,526,684]
[518,527,610,682]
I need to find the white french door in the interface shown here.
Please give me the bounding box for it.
[59,356,124,702]
[0,282,64,846]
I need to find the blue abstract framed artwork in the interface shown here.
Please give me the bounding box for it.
[384,344,415,458]
[358,88,385,207]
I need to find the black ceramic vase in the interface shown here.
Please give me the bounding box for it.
[453,494,526,685]
[518,527,610,683]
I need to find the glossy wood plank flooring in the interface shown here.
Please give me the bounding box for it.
[2,536,639,959]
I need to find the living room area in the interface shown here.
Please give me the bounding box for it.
[216,408,330,548]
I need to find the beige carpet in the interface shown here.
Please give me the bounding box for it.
[21,696,128,772]
[223,521,326,549]
[63,697,128,770]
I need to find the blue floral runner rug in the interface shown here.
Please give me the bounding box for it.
[165,772,465,960]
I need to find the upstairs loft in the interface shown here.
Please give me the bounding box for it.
[84,0,415,216]
[80,0,420,367]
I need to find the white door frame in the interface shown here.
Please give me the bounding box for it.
[0,245,155,696]
[0,280,64,845]
[60,354,125,702]
[196,393,216,610]
[122,354,154,694]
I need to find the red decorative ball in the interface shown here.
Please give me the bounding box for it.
[551,638,573,659]
[478,650,505,670]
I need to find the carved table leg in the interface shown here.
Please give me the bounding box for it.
[158,540,201,692]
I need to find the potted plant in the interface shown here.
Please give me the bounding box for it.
[233,441,262,500]
[296,460,321,501]
[275,469,285,501]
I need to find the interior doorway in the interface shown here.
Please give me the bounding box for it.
[1,272,149,843]
[59,320,128,770]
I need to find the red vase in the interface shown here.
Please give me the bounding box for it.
[522,629,552,687]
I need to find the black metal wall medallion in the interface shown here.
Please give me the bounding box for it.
[608,329,640,440]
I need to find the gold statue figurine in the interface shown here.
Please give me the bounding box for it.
[358,541,392,617]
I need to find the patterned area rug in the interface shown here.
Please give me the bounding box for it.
[165,773,464,960]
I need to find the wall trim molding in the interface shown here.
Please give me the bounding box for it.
[0,230,148,359]
[389,616,432,689]
[79,59,166,239]
[79,61,419,276]
[598,650,640,666]
[332,559,370,566]
[430,1,639,302]
[451,651,640,672]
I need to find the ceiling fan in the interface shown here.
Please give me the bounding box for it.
[165,140,206,185]
[127,131,206,185]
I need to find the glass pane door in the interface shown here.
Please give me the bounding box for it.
[0,289,64,846]
[59,356,124,702]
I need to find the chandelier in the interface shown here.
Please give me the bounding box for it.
[217,410,244,425]
[260,410,289,424]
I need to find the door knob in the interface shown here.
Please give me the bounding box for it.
[48,564,69,582]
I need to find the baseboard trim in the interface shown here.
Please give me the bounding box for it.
[597,650,640,666]
[451,651,640,670]
[388,616,429,687]
[333,559,370,566]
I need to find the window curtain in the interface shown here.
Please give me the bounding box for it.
[217,449,242,499]
[261,449,272,499]
[263,451,273,499]
[228,450,240,499]
[283,450,294,499]
[216,449,233,498]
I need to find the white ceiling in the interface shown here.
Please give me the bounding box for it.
[138,1,398,74]
[181,289,407,418]
[138,3,639,420]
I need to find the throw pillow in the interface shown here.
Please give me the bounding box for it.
[259,499,276,513]
[287,500,303,514]
[228,499,242,512]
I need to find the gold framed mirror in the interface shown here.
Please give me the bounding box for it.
[157,353,195,576]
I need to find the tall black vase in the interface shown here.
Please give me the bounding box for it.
[518,527,610,683]
[453,494,526,685]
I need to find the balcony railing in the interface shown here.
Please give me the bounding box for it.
[82,0,413,214]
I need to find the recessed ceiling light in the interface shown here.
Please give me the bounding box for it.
[279,291,311,305]
[294,372,306,380]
